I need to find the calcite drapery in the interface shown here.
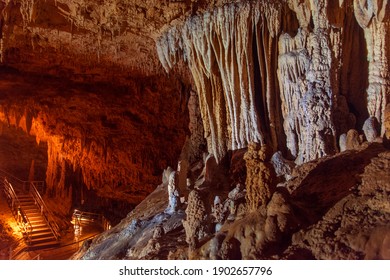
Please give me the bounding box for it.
[157,0,389,164]
[157,1,283,162]
[354,0,390,135]
[278,0,338,163]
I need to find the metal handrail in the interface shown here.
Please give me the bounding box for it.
[2,178,33,244]
[72,210,111,231]
[29,182,61,240]
[0,168,45,193]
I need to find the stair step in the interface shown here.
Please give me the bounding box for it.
[24,212,41,217]
[27,217,45,223]
[24,207,40,212]
[29,221,47,227]
[28,241,60,250]
[19,197,34,200]
[18,195,33,198]
[29,236,57,245]
[22,203,38,206]
[19,201,34,204]
[32,226,51,233]
[20,203,36,208]
[26,213,44,218]
[31,231,54,239]
[24,211,42,217]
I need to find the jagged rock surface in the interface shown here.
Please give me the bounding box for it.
[183,189,210,250]
[244,143,276,211]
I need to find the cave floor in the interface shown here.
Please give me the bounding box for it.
[0,192,103,260]
[30,223,103,260]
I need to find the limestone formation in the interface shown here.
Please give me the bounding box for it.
[166,171,180,214]
[271,151,295,180]
[346,129,362,150]
[225,184,246,221]
[186,90,207,164]
[265,190,299,242]
[354,0,390,135]
[157,1,284,162]
[339,133,347,152]
[162,167,175,186]
[244,143,276,211]
[362,117,380,142]
[385,104,390,131]
[211,196,225,232]
[183,190,209,249]
[177,160,189,195]
[156,0,390,165]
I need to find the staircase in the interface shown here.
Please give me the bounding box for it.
[1,169,60,251]
[18,194,59,249]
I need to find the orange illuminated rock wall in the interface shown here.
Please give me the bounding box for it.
[0,72,189,220]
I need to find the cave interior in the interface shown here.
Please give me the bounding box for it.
[0,0,389,260]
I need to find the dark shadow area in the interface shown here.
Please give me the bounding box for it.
[341,13,369,131]
[280,5,300,37]
[252,27,270,139]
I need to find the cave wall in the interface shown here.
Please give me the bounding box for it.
[156,0,390,164]
[0,72,189,219]
[0,123,48,181]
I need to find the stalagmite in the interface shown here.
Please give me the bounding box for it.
[166,171,180,214]
[244,143,276,211]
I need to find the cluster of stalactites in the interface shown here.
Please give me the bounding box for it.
[157,0,390,164]
[156,1,282,162]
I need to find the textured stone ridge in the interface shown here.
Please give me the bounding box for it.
[244,143,276,211]
[156,0,390,164]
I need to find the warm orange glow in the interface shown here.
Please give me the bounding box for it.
[6,218,23,239]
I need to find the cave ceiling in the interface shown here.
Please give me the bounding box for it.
[0,0,243,81]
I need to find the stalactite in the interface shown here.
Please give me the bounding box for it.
[277,0,338,163]
[354,0,390,135]
[20,0,38,27]
[156,1,283,162]
[156,0,389,164]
